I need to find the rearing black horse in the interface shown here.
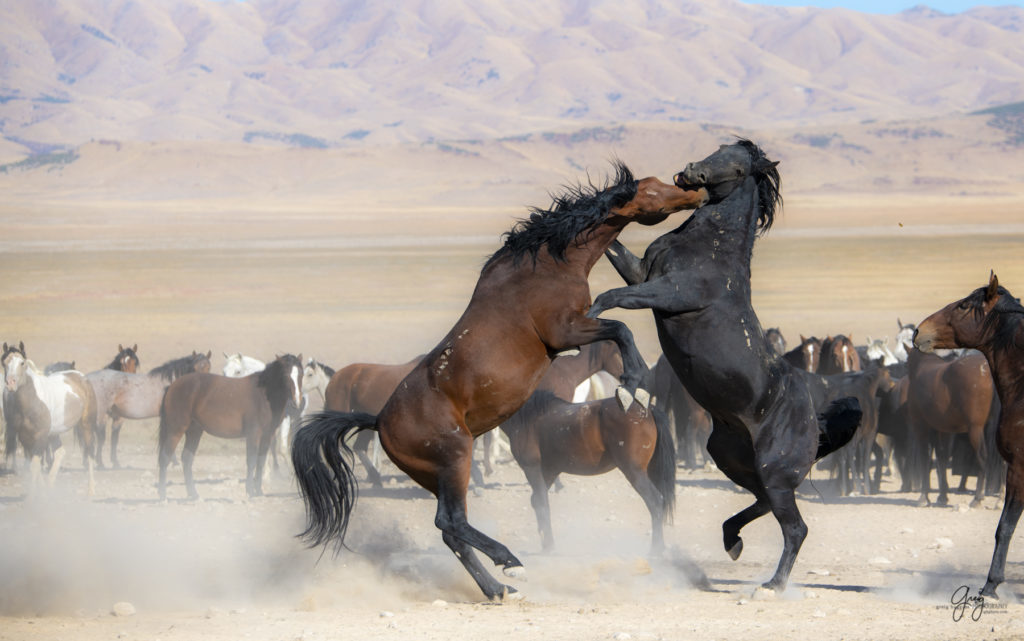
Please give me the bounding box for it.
[587,140,862,592]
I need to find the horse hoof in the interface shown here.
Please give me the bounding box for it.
[634,388,651,409]
[503,564,527,580]
[502,586,523,602]
[616,387,634,411]
[555,348,580,357]
[726,539,743,561]
[753,586,777,600]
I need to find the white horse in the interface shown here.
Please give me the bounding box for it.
[222,353,304,476]
[864,336,899,366]
[892,319,916,362]
[2,342,96,496]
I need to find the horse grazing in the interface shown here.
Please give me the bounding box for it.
[914,272,1024,598]
[586,140,862,592]
[158,353,303,499]
[818,334,861,375]
[292,163,708,601]
[501,390,675,553]
[2,342,97,495]
[904,346,996,508]
[86,351,212,468]
[783,335,823,372]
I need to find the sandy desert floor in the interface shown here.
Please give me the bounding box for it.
[2,189,1024,640]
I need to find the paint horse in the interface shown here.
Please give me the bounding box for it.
[292,163,708,601]
[915,273,1024,598]
[2,342,97,495]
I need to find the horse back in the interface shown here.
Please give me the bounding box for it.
[163,372,265,437]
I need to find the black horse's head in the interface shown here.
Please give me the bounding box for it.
[674,139,782,233]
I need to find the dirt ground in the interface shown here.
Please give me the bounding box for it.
[3,190,1024,640]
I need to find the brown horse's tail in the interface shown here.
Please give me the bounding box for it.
[647,405,677,524]
[815,396,862,461]
[291,410,378,552]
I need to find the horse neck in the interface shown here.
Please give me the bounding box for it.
[567,217,629,275]
[675,176,760,279]
[976,324,1024,406]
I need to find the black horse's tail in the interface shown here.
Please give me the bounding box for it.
[815,396,862,461]
[291,410,378,552]
[647,405,677,524]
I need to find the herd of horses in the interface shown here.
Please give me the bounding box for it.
[3,140,1024,602]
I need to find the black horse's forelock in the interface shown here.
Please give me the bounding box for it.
[735,138,782,235]
[494,162,638,266]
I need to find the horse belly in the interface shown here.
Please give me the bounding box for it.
[35,376,77,433]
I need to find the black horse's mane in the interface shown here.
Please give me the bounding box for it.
[150,354,206,382]
[735,138,783,235]
[978,286,1024,354]
[491,162,638,266]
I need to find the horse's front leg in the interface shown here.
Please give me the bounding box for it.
[604,240,646,286]
[587,273,706,319]
[553,317,650,410]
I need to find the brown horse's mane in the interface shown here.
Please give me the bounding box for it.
[491,161,638,267]
[259,354,301,413]
[981,288,1024,354]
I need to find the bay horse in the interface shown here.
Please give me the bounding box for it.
[586,140,862,592]
[782,335,823,372]
[904,346,995,507]
[86,351,212,468]
[914,272,1024,598]
[158,353,303,499]
[818,334,861,375]
[500,389,675,553]
[292,162,708,601]
[2,342,97,495]
[107,344,140,373]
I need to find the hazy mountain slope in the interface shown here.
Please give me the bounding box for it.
[2,0,1024,157]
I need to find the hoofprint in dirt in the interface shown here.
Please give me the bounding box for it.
[1,435,1023,641]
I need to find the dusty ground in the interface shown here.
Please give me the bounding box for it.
[3,184,1024,640]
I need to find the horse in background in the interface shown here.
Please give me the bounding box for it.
[159,353,303,499]
[765,327,787,357]
[501,389,675,553]
[648,354,710,468]
[783,335,823,372]
[222,352,305,475]
[302,359,335,407]
[87,351,212,468]
[292,163,708,600]
[914,272,1024,598]
[587,140,862,592]
[819,334,861,375]
[2,342,97,495]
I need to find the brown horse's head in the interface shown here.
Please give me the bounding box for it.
[191,350,213,374]
[915,272,1013,352]
[113,343,140,373]
[612,176,708,227]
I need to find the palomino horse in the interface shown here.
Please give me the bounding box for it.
[86,351,213,468]
[782,335,823,372]
[2,342,97,495]
[914,273,1024,598]
[905,346,995,508]
[501,390,675,553]
[159,353,303,499]
[818,334,861,375]
[292,163,708,601]
[587,140,862,592]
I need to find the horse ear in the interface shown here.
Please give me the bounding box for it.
[206,350,212,358]
[119,344,124,351]
[800,334,806,342]
[297,353,303,364]
[987,271,1000,301]
[70,361,75,369]
[223,352,229,358]
[897,318,903,329]
[133,344,138,352]
[19,341,24,354]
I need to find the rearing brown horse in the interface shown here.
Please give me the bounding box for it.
[915,272,1024,599]
[292,163,707,601]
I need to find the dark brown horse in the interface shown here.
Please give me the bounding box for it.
[158,353,303,499]
[501,390,675,553]
[648,354,710,467]
[108,344,140,373]
[905,346,995,507]
[782,335,823,372]
[915,273,1024,598]
[292,163,708,601]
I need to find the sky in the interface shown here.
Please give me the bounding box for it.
[749,0,1023,12]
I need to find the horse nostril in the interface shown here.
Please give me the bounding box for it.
[698,173,707,183]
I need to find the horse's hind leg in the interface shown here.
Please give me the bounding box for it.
[47,442,66,487]
[620,466,666,555]
[109,417,124,468]
[707,424,769,560]
[761,480,808,591]
[934,433,952,506]
[353,430,383,488]
[180,426,204,500]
